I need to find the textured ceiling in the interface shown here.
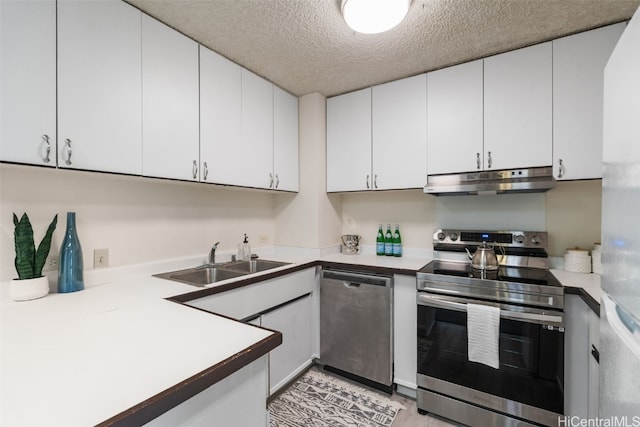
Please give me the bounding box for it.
[125,0,640,97]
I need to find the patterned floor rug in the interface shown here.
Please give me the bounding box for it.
[268,369,405,427]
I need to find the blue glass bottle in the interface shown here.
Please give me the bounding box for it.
[58,212,84,293]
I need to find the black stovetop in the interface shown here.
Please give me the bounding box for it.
[418,260,563,288]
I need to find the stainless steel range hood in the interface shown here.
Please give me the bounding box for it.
[424,166,556,196]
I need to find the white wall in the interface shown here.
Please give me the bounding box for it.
[341,189,436,249]
[340,180,602,257]
[0,164,276,280]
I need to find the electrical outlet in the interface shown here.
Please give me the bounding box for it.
[93,248,109,269]
[43,256,58,271]
[259,235,268,244]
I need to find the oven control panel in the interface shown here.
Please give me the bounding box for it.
[434,229,547,249]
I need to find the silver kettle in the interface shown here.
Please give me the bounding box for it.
[465,241,499,271]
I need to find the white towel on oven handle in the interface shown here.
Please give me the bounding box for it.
[467,303,500,369]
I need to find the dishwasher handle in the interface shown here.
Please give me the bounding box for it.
[322,269,392,287]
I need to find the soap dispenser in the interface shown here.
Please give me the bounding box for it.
[238,234,251,261]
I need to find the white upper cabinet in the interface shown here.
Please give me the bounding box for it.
[57,0,142,174]
[553,23,625,180]
[200,46,243,185]
[372,74,427,190]
[273,86,299,192]
[0,0,56,166]
[326,88,372,192]
[427,60,484,175]
[141,15,199,181]
[241,69,274,189]
[484,42,553,171]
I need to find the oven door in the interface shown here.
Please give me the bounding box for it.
[417,292,564,426]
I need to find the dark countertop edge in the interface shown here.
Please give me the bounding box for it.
[320,261,421,277]
[96,330,282,427]
[565,286,600,316]
[168,259,422,304]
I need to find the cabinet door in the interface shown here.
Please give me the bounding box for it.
[273,86,299,192]
[564,294,590,418]
[427,60,484,175]
[199,46,242,185]
[393,275,417,392]
[57,0,142,174]
[261,295,313,395]
[326,88,372,192]
[372,74,427,189]
[553,23,625,180]
[0,0,56,166]
[588,310,600,418]
[484,42,552,170]
[241,69,274,189]
[141,15,199,181]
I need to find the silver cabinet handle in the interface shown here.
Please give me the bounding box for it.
[269,173,274,188]
[417,293,563,326]
[476,152,481,170]
[366,174,370,189]
[487,151,492,168]
[63,139,72,165]
[374,174,378,189]
[275,173,279,189]
[41,134,51,163]
[558,159,565,179]
[203,162,209,181]
[192,160,198,179]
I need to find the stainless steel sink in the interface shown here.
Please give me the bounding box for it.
[154,266,246,287]
[224,259,290,274]
[153,259,291,287]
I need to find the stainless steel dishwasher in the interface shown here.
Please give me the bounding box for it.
[319,268,393,393]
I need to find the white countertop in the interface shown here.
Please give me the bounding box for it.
[0,274,273,427]
[551,268,603,306]
[0,248,431,426]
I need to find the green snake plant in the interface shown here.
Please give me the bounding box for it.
[13,213,58,280]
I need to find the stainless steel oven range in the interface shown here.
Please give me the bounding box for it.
[416,229,565,427]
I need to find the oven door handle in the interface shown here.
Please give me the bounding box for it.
[417,293,564,326]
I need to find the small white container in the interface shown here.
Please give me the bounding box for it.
[564,247,592,273]
[9,276,50,301]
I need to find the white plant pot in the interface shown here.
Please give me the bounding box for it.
[9,276,50,301]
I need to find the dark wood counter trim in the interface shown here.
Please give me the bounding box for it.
[167,260,321,303]
[565,286,600,316]
[320,260,423,277]
[96,331,282,427]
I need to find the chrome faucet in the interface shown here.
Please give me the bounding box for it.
[209,242,220,265]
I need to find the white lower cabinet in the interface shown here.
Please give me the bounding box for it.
[147,355,269,427]
[262,295,313,395]
[186,268,316,396]
[587,308,600,419]
[565,294,600,418]
[393,274,417,396]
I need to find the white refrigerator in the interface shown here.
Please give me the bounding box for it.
[601,6,640,420]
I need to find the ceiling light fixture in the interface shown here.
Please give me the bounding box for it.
[341,0,411,35]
